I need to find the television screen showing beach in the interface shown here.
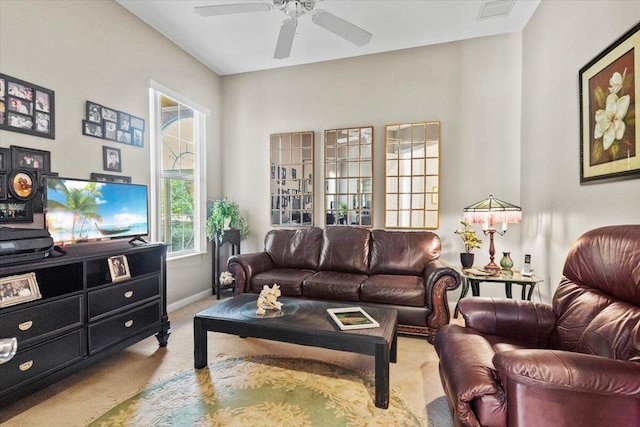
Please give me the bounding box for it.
[45,178,148,244]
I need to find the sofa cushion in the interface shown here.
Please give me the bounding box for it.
[360,274,425,307]
[369,230,440,275]
[251,268,316,296]
[318,226,370,274]
[265,227,323,270]
[302,271,366,302]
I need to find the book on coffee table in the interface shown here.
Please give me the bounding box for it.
[327,307,380,330]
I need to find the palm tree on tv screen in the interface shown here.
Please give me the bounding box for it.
[47,181,103,242]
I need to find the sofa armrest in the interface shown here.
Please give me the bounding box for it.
[494,349,640,425]
[227,252,273,294]
[460,298,556,346]
[424,259,461,341]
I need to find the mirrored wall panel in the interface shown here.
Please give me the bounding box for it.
[385,121,440,229]
[270,131,314,226]
[324,126,373,227]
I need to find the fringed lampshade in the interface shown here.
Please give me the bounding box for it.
[463,195,522,272]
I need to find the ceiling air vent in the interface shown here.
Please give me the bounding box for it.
[478,0,514,19]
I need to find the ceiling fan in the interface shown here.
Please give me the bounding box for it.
[194,0,373,59]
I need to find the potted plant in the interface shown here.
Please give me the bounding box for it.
[206,199,249,242]
[454,221,482,268]
[338,202,347,224]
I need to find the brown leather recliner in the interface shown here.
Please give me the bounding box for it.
[434,225,640,427]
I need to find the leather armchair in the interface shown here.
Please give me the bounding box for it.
[434,225,640,427]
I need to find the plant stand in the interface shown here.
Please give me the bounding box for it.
[211,229,241,299]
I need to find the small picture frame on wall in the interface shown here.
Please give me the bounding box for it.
[0,78,4,126]
[116,130,131,144]
[118,112,131,131]
[130,115,145,131]
[579,22,640,183]
[8,169,36,201]
[37,171,59,190]
[0,73,55,139]
[87,101,102,124]
[0,174,7,200]
[102,106,118,122]
[132,128,143,147]
[0,147,9,172]
[103,120,117,141]
[83,120,104,139]
[103,146,122,172]
[11,146,51,172]
[0,272,42,308]
[108,255,131,282]
[0,201,33,222]
[33,171,58,213]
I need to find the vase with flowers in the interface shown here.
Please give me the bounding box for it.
[454,221,482,268]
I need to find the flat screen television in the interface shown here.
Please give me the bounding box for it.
[45,177,149,245]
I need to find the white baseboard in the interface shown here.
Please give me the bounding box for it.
[167,289,211,313]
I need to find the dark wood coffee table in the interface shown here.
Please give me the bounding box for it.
[193,294,398,409]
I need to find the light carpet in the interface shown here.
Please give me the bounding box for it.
[1,295,455,427]
[88,355,424,426]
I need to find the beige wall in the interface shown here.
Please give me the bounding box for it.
[222,33,524,301]
[3,0,638,308]
[0,0,223,305]
[521,0,640,301]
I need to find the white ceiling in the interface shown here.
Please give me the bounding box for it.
[117,0,540,76]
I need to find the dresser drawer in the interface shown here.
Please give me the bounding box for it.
[0,295,83,347]
[0,330,84,393]
[88,274,160,320]
[88,300,161,354]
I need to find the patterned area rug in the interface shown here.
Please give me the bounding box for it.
[88,356,425,426]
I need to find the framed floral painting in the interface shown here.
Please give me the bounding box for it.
[580,22,640,183]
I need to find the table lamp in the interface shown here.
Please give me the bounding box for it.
[463,195,522,273]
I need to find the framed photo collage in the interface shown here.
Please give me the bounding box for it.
[0,73,55,139]
[82,100,145,148]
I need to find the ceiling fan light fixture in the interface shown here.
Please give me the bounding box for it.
[284,0,304,19]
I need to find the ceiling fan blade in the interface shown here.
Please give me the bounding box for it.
[311,10,372,47]
[274,18,298,59]
[194,3,273,17]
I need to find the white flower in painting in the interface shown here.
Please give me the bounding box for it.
[594,93,630,149]
[608,71,624,94]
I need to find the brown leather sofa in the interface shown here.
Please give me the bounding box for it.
[434,225,640,427]
[228,226,461,342]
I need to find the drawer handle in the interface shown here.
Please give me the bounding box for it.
[18,320,33,331]
[19,360,33,371]
[124,291,134,299]
[124,320,134,328]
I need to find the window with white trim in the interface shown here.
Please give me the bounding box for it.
[149,83,207,256]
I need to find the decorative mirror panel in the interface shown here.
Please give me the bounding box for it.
[324,126,373,226]
[385,121,440,229]
[270,131,314,226]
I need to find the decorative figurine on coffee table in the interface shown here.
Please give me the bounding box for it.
[256,284,283,315]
